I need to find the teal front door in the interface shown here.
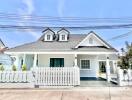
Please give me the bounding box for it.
[50,58,64,67]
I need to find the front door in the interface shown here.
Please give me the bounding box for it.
[99,61,106,74]
[50,58,64,67]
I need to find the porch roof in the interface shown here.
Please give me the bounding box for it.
[5,34,117,54]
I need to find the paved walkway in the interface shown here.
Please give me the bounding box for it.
[80,80,117,87]
[0,87,132,100]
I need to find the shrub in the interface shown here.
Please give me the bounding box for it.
[0,65,4,71]
[22,64,27,71]
[12,65,17,71]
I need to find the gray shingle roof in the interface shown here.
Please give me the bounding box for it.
[6,33,117,53]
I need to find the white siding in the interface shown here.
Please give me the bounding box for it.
[79,35,104,46]
[77,55,98,78]
[38,54,74,67]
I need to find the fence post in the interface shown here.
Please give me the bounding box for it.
[117,67,123,86]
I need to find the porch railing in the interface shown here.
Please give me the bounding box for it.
[0,71,33,83]
[32,67,80,86]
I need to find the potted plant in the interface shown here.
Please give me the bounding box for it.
[0,65,4,71]
[22,64,27,71]
[12,65,17,71]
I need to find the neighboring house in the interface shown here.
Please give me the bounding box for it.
[0,39,12,70]
[5,28,118,81]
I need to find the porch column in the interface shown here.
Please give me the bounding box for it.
[14,55,20,70]
[113,60,117,73]
[74,54,78,67]
[33,54,37,68]
[106,57,111,82]
[23,54,26,64]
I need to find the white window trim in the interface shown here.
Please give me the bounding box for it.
[59,34,67,41]
[45,34,53,41]
[80,59,91,70]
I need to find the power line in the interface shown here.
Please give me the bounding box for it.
[0,24,132,30]
[1,12,132,23]
[108,31,132,41]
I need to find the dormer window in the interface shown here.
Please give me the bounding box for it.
[47,35,51,40]
[45,34,53,41]
[42,28,55,41]
[62,35,66,40]
[57,28,69,41]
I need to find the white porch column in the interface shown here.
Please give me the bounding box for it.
[106,57,111,82]
[23,54,26,64]
[33,54,37,68]
[14,55,20,70]
[113,60,117,74]
[74,54,78,67]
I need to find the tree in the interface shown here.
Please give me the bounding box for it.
[119,41,132,69]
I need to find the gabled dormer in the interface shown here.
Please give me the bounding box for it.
[42,28,55,41]
[57,28,69,41]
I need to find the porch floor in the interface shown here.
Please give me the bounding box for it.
[80,79,117,87]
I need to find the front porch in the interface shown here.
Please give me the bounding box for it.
[13,53,118,81]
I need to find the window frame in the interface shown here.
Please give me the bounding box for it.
[89,38,93,44]
[47,35,51,40]
[80,59,91,70]
[50,58,64,67]
[61,35,66,40]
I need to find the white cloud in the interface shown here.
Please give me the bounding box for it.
[17,0,39,39]
[58,0,65,17]
[22,0,34,14]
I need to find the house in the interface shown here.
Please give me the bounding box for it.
[0,39,12,70]
[5,28,118,82]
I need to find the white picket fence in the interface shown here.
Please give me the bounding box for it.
[0,71,33,83]
[32,67,80,86]
[117,67,132,86]
[0,67,80,87]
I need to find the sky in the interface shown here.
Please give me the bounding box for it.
[0,0,132,51]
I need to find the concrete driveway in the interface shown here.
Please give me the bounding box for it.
[0,87,132,100]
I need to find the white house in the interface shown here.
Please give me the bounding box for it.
[5,28,118,82]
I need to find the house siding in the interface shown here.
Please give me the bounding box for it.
[38,54,75,67]
[77,55,99,78]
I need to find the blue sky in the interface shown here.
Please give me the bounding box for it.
[0,0,132,51]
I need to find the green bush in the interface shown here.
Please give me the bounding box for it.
[12,65,17,71]
[22,64,27,71]
[0,65,4,71]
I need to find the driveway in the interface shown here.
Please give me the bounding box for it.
[0,87,132,100]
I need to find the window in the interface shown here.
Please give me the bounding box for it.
[62,35,65,40]
[50,58,64,67]
[89,38,93,44]
[81,60,90,69]
[47,35,51,40]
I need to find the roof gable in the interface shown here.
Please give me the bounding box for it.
[75,31,112,48]
[57,28,70,34]
[0,39,5,48]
